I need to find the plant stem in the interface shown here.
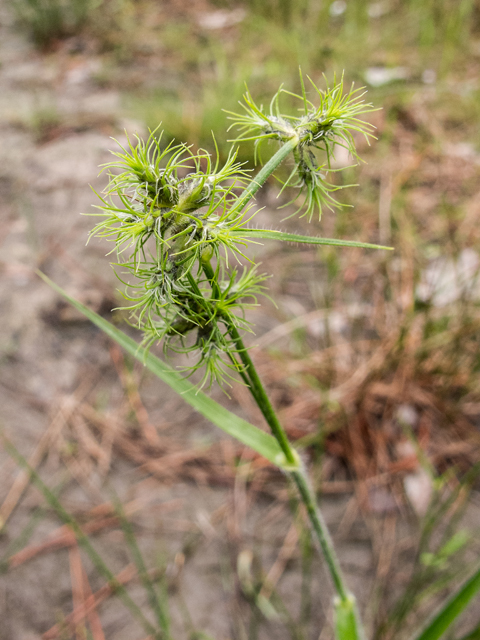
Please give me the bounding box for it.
[229,329,366,637]
[229,328,349,589]
[291,470,348,601]
[203,141,364,632]
[234,137,298,214]
[200,261,265,406]
[227,321,296,465]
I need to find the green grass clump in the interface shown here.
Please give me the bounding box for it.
[11,0,98,48]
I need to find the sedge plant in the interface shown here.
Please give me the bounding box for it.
[40,72,480,640]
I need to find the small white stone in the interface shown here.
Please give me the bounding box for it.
[368,2,389,18]
[329,1,347,17]
[422,69,436,84]
[404,468,433,516]
[197,9,246,30]
[396,404,419,428]
[364,66,409,87]
[416,248,480,307]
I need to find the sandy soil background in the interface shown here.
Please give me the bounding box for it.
[1,1,480,639]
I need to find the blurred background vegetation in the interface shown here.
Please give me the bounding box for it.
[2,0,480,638]
[11,0,480,154]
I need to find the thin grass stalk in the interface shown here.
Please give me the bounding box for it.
[113,497,171,639]
[218,286,364,637]
[2,436,160,638]
[0,498,57,572]
[411,561,480,640]
[200,131,364,630]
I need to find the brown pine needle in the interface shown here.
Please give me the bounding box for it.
[42,564,137,640]
[68,540,87,640]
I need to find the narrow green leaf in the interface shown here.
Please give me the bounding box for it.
[1,436,159,637]
[334,595,366,640]
[236,228,393,251]
[412,563,480,640]
[113,495,171,638]
[38,272,285,467]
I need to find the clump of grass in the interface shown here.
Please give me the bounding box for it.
[11,0,138,52]
[53,72,381,638]
[11,0,99,48]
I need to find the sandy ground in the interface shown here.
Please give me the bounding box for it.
[1,4,479,640]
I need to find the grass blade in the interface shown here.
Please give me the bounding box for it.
[113,496,171,638]
[237,228,393,251]
[334,595,366,640]
[37,272,286,467]
[1,435,159,638]
[411,563,480,640]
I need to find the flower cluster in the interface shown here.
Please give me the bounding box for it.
[88,74,374,387]
[226,73,376,220]
[88,130,267,388]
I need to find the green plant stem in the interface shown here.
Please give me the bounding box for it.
[203,141,364,634]
[234,137,298,213]
[202,260,295,464]
[224,319,359,608]
[412,561,480,640]
[291,470,348,600]
[198,261,262,400]
[226,320,296,466]
[232,328,352,599]
[229,329,365,637]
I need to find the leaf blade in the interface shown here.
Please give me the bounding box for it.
[411,563,480,640]
[334,595,366,640]
[236,228,393,251]
[38,272,285,466]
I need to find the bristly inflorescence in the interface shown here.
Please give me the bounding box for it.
[226,71,376,221]
[88,74,375,388]
[88,128,268,389]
